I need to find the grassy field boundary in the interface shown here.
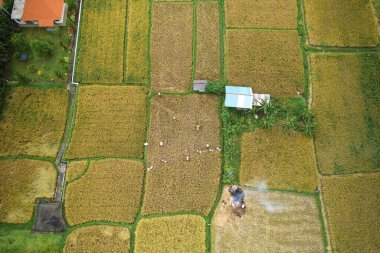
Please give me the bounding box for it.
[226,27,297,31]
[191,0,198,91]
[0,155,55,163]
[62,86,78,161]
[122,0,130,84]
[72,0,84,84]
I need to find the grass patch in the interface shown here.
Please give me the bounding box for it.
[226,30,304,97]
[66,86,147,159]
[66,160,87,182]
[240,127,318,192]
[142,94,221,215]
[135,215,205,253]
[0,159,56,223]
[0,86,68,157]
[76,0,127,83]
[311,53,379,174]
[304,0,378,47]
[212,187,324,252]
[64,225,130,252]
[225,0,298,29]
[150,3,193,92]
[195,2,220,81]
[65,159,144,225]
[11,28,72,83]
[125,0,150,84]
[321,173,380,252]
[0,226,62,252]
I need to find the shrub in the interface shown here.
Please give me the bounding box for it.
[205,82,224,94]
[30,39,52,57]
[11,33,28,54]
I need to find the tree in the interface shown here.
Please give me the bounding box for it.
[30,39,52,57]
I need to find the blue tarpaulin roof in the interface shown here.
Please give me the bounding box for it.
[225,86,253,109]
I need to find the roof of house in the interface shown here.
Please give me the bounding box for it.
[193,80,207,92]
[225,86,253,109]
[22,0,63,27]
[0,0,3,5]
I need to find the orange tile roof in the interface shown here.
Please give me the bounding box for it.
[0,0,3,5]
[22,0,63,27]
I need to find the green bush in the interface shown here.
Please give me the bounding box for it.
[30,39,52,57]
[11,33,28,54]
[205,82,224,94]
[14,72,31,84]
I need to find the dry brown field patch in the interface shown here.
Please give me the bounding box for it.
[304,0,378,47]
[76,0,127,83]
[151,3,193,92]
[65,159,144,225]
[64,225,130,253]
[212,187,324,252]
[226,30,304,97]
[240,128,318,192]
[196,2,220,81]
[0,159,56,223]
[225,0,298,29]
[0,87,68,157]
[321,173,380,252]
[66,86,147,159]
[135,215,205,253]
[311,53,379,174]
[142,94,221,215]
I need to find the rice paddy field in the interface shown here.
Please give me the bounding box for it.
[225,0,298,29]
[64,225,130,253]
[1,0,379,252]
[75,0,127,83]
[66,86,147,159]
[150,3,194,92]
[226,29,304,97]
[303,0,379,47]
[65,159,144,225]
[310,53,380,174]
[0,159,56,223]
[212,187,325,252]
[0,86,68,157]
[240,128,318,193]
[142,94,221,215]
[135,215,205,253]
[321,173,380,252]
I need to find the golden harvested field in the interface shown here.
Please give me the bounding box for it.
[66,160,87,182]
[212,187,324,253]
[311,53,379,174]
[125,0,150,84]
[226,30,304,97]
[66,86,147,159]
[196,2,220,81]
[142,94,221,215]
[321,173,380,252]
[65,159,144,225]
[64,225,130,253]
[135,215,205,253]
[304,0,379,47]
[151,3,193,92]
[0,87,68,157]
[240,128,318,193]
[76,0,126,83]
[0,159,56,223]
[225,0,298,29]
